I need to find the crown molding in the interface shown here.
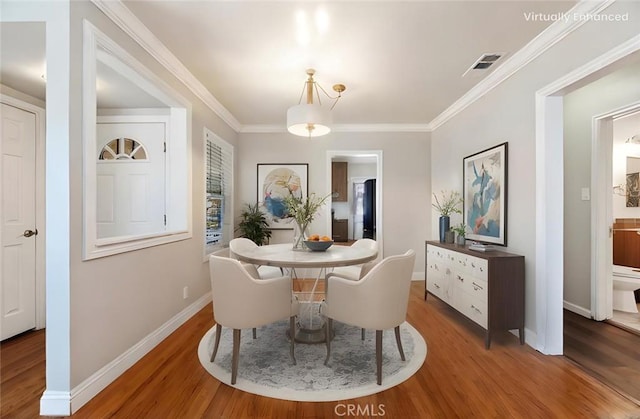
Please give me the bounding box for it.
[427,0,616,131]
[240,123,431,134]
[92,0,616,136]
[91,0,242,132]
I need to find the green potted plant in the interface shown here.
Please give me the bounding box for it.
[432,190,463,243]
[452,223,467,246]
[236,203,272,245]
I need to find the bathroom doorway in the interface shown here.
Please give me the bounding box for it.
[591,104,640,333]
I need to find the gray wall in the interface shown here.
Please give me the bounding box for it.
[236,131,431,272]
[431,0,640,335]
[68,1,237,386]
[563,63,640,311]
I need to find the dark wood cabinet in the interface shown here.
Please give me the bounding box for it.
[332,219,348,242]
[613,219,640,268]
[425,241,525,349]
[331,162,347,202]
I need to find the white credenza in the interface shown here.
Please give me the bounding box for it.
[425,241,525,349]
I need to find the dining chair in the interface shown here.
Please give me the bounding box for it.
[229,237,284,279]
[322,249,416,385]
[209,254,299,384]
[325,238,379,282]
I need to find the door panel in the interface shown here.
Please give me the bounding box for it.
[96,122,166,239]
[1,103,36,340]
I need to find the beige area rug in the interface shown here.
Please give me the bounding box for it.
[197,319,427,402]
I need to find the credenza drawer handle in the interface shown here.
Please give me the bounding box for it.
[471,304,483,314]
[457,275,464,282]
[472,282,484,291]
[434,284,441,289]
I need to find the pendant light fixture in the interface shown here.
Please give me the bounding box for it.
[287,69,345,138]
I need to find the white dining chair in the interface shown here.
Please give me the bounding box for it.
[322,249,416,385]
[325,239,379,282]
[209,254,299,384]
[229,237,284,279]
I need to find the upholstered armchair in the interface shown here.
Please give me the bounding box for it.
[209,254,299,384]
[322,249,416,385]
[325,238,379,282]
[229,237,283,279]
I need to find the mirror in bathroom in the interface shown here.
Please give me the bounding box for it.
[83,21,191,260]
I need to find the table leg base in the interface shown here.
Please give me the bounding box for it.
[288,327,335,344]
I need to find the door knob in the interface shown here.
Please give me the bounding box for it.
[23,229,38,238]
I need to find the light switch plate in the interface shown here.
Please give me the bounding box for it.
[581,187,590,201]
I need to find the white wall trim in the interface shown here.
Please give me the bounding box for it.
[241,123,432,134]
[90,0,241,132]
[429,0,616,131]
[0,94,46,330]
[82,20,193,260]
[538,34,640,97]
[69,293,212,414]
[535,95,564,355]
[563,301,591,318]
[40,390,72,417]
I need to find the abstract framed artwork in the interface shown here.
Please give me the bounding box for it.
[463,142,508,246]
[257,163,308,229]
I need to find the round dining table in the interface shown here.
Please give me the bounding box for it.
[232,242,378,343]
[231,242,377,269]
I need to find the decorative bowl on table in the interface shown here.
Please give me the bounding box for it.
[304,240,334,252]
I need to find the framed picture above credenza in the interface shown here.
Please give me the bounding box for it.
[463,142,508,246]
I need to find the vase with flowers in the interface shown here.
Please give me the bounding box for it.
[432,190,463,243]
[284,192,331,250]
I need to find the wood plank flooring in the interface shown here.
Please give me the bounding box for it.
[564,309,640,405]
[2,283,640,418]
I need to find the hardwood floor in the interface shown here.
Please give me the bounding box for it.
[0,329,46,419]
[2,283,640,418]
[564,309,640,405]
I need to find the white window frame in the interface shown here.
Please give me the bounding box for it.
[204,128,234,259]
[82,21,192,259]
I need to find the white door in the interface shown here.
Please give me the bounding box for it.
[0,103,37,340]
[96,122,166,239]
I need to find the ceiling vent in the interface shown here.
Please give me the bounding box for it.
[463,53,504,77]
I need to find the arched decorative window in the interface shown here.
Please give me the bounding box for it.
[99,137,148,160]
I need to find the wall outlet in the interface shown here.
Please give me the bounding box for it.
[182,286,189,299]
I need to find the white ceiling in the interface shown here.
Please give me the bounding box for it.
[1,1,578,130]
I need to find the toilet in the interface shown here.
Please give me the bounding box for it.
[612,265,640,313]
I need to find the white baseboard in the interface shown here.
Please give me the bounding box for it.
[67,293,212,414]
[563,300,591,318]
[40,390,72,416]
[412,271,424,281]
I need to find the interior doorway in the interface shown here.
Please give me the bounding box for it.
[536,38,640,355]
[0,95,46,340]
[592,103,640,323]
[326,150,383,255]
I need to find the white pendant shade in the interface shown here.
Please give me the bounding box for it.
[287,103,332,137]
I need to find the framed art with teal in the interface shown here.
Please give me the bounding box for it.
[463,142,508,246]
[257,163,308,229]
